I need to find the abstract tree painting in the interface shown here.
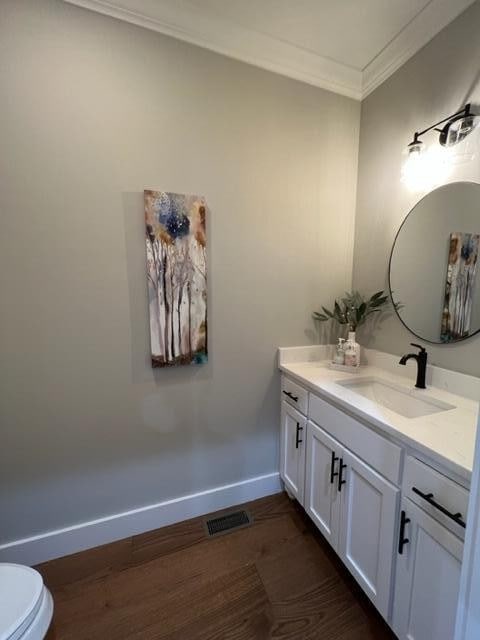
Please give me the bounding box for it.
[441,232,479,342]
[145,191,207,367]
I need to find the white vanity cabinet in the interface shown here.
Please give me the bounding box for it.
[304,419,399,618]
[338,447,399,617]
[280,401,307,504]
[304,421,342,546]
[279,373,469,634]
[392,498,463,640]
[280,376,309,504]
[392,457,468,640]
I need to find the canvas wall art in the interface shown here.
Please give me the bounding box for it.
[441,231,479,342]
[145,190,207,367]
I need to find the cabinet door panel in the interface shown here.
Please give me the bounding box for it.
[393,497,463,640]
[305,421,343,550]
[339,450,399,620]
[280,401,306,504]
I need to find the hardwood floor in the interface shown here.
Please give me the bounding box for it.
[37,493,397,640]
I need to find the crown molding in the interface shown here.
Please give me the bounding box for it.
[63,0,362,99]
[362,0,477,99]
[64,0,475,101]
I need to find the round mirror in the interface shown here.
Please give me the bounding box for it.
[389,182,480,344]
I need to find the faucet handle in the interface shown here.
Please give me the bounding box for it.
[411,343,426,353]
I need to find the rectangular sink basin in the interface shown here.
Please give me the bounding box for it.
[337,376,455,419]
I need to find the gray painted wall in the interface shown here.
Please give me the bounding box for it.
[353,1,480,377]
[0,0,359,542]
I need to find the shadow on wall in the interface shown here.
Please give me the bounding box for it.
[310,318,341,344]
[356,308,399,347]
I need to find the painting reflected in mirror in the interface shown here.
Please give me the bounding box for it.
[389,182,480,344]
[441,232,479,342]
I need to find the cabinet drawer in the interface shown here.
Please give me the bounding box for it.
[281,376,308,415]
[403,456,468,538]
[309,393,402,485]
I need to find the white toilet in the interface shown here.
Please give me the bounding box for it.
[0,564,53,640]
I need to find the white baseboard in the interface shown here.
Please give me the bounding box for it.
[0,472,282,566]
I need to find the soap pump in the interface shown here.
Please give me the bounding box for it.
[344,332,360,367]
[333,338,345,365]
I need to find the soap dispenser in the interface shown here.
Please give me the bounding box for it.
[333,338,345,365]
[344,332,360,367]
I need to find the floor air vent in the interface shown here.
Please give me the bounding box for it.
[204,509,252,537]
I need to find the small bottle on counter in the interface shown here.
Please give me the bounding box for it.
[333,338,345,365]
[344,332,360,367]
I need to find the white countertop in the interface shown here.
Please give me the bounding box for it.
[279,350,479,485]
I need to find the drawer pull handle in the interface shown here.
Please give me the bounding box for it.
[330,451,339,484]
[412,486,466,528]
[283,390,299,402]
[295,422,303,449]
[338,459,347,492]
[398,510,411,555]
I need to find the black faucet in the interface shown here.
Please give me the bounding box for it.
[399,343,427,389]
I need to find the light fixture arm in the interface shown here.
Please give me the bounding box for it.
[410,104,473,146]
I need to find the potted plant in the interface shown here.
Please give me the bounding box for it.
[313,290,398,366]
[313,290,392,332]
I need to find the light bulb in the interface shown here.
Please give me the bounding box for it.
[407,138,423,157]
[401,143,452,192]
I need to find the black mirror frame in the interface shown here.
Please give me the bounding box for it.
[388,180,480,345]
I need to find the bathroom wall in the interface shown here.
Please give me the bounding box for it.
[354,1,480,377]
[0,0,360,543]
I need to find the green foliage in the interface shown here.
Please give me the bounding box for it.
[313,290,394,331]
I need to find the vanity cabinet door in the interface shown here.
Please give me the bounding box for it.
[338,449,399,620]
[280,401,306,505]
[392,497,463,640]
[304,421,343,551]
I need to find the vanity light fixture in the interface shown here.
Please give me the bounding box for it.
[407,134,423,157]
[402,103,478,192]
[406,103,477,156]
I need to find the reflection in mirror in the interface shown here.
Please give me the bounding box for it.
[389,182,480,344]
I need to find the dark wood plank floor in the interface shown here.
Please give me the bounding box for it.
[37,493,397,639]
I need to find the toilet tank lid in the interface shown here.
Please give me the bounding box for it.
[0,564,44,640]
